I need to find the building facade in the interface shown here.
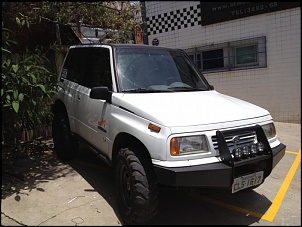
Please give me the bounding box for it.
[142,2,301,123]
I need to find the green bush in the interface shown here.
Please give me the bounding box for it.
[2,25,56,152]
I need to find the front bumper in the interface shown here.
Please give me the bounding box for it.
[153,143,286,188]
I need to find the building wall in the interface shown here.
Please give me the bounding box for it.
[144,1,301,123]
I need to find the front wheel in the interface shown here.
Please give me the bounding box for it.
[52,112,78,160]
[114,148,158,225]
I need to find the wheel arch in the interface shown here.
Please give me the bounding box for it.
[112,132,152,165]
[51,99,68,130]
[52,99,67,115]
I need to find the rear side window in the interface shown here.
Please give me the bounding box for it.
[61,48,86,83]
[62,47,112,90]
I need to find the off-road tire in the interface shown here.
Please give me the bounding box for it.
[52,112,78,160]
[114,148,159,225]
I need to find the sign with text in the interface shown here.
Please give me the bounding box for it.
[200,2,300,26]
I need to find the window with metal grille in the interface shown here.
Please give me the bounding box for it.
[202,49,224,70]
[185,36,266,73]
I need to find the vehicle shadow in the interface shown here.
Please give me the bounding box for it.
[66,144,122,223]
[68,144,273,225]
[149,186,270,225]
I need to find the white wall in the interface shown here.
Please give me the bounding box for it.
[145,1,301,123]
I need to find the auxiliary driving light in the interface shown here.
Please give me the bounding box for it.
[232,142,265,159]
[257,142,264,153]
[242,146,250,156]
[233,147,243,158]
[250,144,258,155]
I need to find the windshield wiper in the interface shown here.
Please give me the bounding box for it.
[123,88,173,93]
[168,87,207,91]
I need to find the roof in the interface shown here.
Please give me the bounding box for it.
[70,43,179,51]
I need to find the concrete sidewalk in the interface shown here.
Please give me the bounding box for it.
[1,143,120,226]
[1,122,301,226]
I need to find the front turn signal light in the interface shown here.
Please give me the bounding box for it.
[170,138,180,156]
[148,123,161,133]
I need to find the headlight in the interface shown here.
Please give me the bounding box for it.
[262,123,276,140]
[170,135,209,156]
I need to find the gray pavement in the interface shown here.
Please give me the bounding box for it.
[1,122,301,226]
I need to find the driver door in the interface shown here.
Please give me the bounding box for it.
[75,47,113,156]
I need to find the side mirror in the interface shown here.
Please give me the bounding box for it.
[89,86,112,103]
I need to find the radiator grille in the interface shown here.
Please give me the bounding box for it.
[211,131,257,153]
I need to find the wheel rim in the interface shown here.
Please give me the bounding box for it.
[120,163,132,208]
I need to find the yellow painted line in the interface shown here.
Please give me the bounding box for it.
[285,150,299,155]
[190,149,301,222]
[261,149,301,221]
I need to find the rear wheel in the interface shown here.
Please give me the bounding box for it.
[52,112,78,160]
[114,147,158,225]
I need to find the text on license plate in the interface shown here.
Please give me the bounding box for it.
[232,171,263,193]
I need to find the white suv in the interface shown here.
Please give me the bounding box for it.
[51,44,286,225]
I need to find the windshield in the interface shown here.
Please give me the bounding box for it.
[115,47,210,92]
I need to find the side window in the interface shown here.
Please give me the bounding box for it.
[62,48,87,83]
[63,47,113,89]
[83,48,113,90]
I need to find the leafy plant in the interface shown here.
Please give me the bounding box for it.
[2,1,143,153]
[2,24,56,152]
[3,2,143,43]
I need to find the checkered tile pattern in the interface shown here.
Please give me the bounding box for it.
[147,4,201,35]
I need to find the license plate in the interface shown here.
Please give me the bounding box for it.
[232,171,263,193]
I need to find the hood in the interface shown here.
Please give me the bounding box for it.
[112,90,270,127]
